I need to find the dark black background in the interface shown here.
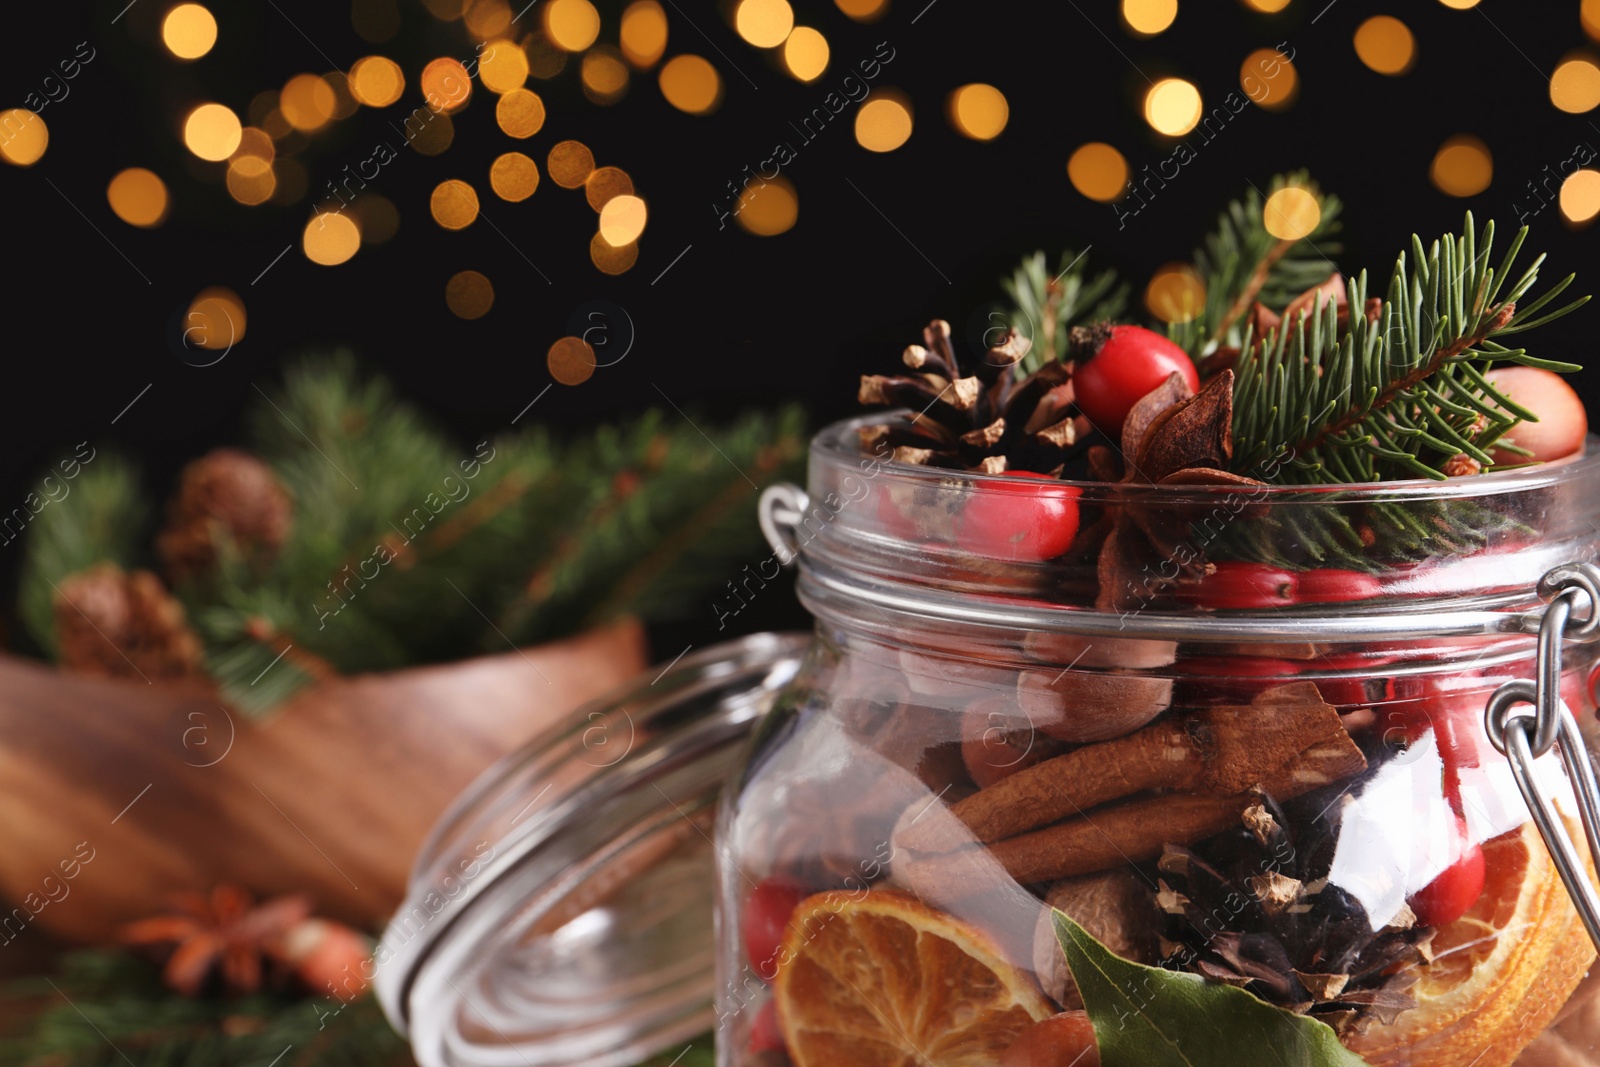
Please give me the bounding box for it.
[0,0,1595,649]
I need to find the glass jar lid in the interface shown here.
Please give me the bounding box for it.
[375,632,809,1067]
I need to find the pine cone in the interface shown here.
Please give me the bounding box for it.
[157,448,292,580]
[54,564,203,679]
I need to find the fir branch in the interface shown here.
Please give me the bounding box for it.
[1001,250,1128,372]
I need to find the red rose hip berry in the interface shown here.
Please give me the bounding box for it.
[742,877,807,979]
[958,471,1082,562]
[1297,568,1384,604]
[1408,816,1486,928]
[1178,561,1298,610]
[1001,1011,1101,1067]
[1070,324,1200,437]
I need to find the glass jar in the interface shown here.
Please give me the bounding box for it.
[714,417,1600,1067]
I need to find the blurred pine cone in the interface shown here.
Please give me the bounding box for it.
[156,449,292,580]
[54,564,203,679]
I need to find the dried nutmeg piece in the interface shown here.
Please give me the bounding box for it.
[1032,870,1159,1008]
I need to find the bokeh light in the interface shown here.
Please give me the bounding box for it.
[783,27,829,81]
[1145,263,1206,324]
[948,83,1008,140]
[325,72,359,119]
[162,4,218,59]
[548,140,595,187]
[183,103,241,161]
[423,0,467,19]
[350,56,405,107]
[280,74,336,131]
[585,166,634,210]
[549,336,597,383]
[233,127,274,163]
[735,175,798,235]
[496,88,546,138]
[524,33,569,79]
[446,270,495,319]
[1121,0,1176,36]
[430,179,481,228]
[1241,47,1297,110]
[1143,77,1202,136]
[1551,56,1600,114]
[107,168,169,227]
[589,233,639,274]
[1430,135,1493,197]
[464,0,513,39]
[1067,142,1128,202]
[621,0,669,68]
[546,0,601,51]
[834,0,888,20]
[599,194,648,245]
[0,110,47,166]
[225,156,276,204]
[659,55,722,114]
[582,47,630,103]
[489,151,540,201]
[480,38,530,93]
[1262,185,1321,240]
[421,57,473,112]
[855,95,912,152]
[1437,0,1480,8]
[1353,16,1415,76]
[185,288,246,350]
[355,195,400,244]
[1561,169,1600,224]
[1586,0,1600,41]
[303,212,361,265]
[736,0,794,48]
[1241,0,1289,10]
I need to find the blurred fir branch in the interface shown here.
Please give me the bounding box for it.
[1001,249,1128,373]
[19,355,806,715]
[0,950,408,1067]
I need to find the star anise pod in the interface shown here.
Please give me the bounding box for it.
[120,884,312,996]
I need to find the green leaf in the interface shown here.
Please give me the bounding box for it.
[1052,912,1371,1067]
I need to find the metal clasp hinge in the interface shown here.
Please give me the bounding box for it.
[758,483,811,568]
[1486,561,1600,951]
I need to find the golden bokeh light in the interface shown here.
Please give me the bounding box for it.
[1144,263,1206,324]
[1241,47,1297,110]
[408,111,454,155]
[1430,135,1493,197]
[834,0,888,21]
[1353,16,1415,76]
[524,33,569,79]
[735,175,797,236]
[1143,77,1201,136]
[423,0,467,18]
[1241,0,1290,10]
[1552,56,1600,114]
[1121,0,1176,36]
[1262,185,1321,240]
[446,270,495,319]
[948,83,1008,140]
[1067,142,1128,202]
[496,88,546,137]
[107,168,169,227]
[355,194,400,244]
[490,151,540,201]
[599,194,647,245]
[659,55,722,114]
[183,103,241,161]
[303,212,361,265]
[735,0,794,48]
[430,179,480,228]
[162,4,218,59]
[855,95,912,152]
[621,0,668,68]
[589,233,639,274]
[280,73,336,131]
[480,38,530,93]
[1437,0,1480,8]
[783,26,829,82]
[353,0,400,42]
[464,0,513,38]
[0,110,47,166]
[326,72,359,119]
[548,140,595,188]
[548,335,598,384]
[350,55,405,106]
[582,47,630,103]
[185,288,246,351]
[232,126,274,162]
[585,166,634,210]
[1561,168,1600,224]
[545,0,601,51]
[421,57,473,113]
[225,156,276,204]
[1587,0,1600,41]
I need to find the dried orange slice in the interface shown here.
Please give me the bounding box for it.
[1346,821,1596,1067]
[773,889,1052,1066]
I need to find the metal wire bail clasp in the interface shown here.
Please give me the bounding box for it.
[758,483,811,568]
[1485,561,1600,951]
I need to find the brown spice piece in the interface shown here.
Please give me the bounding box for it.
[1120,371,1193,462]
[1032,870,1159,1007]
[1249,871,1304,915]
[1016,666,1173,745]
[1132,371,1235,483]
